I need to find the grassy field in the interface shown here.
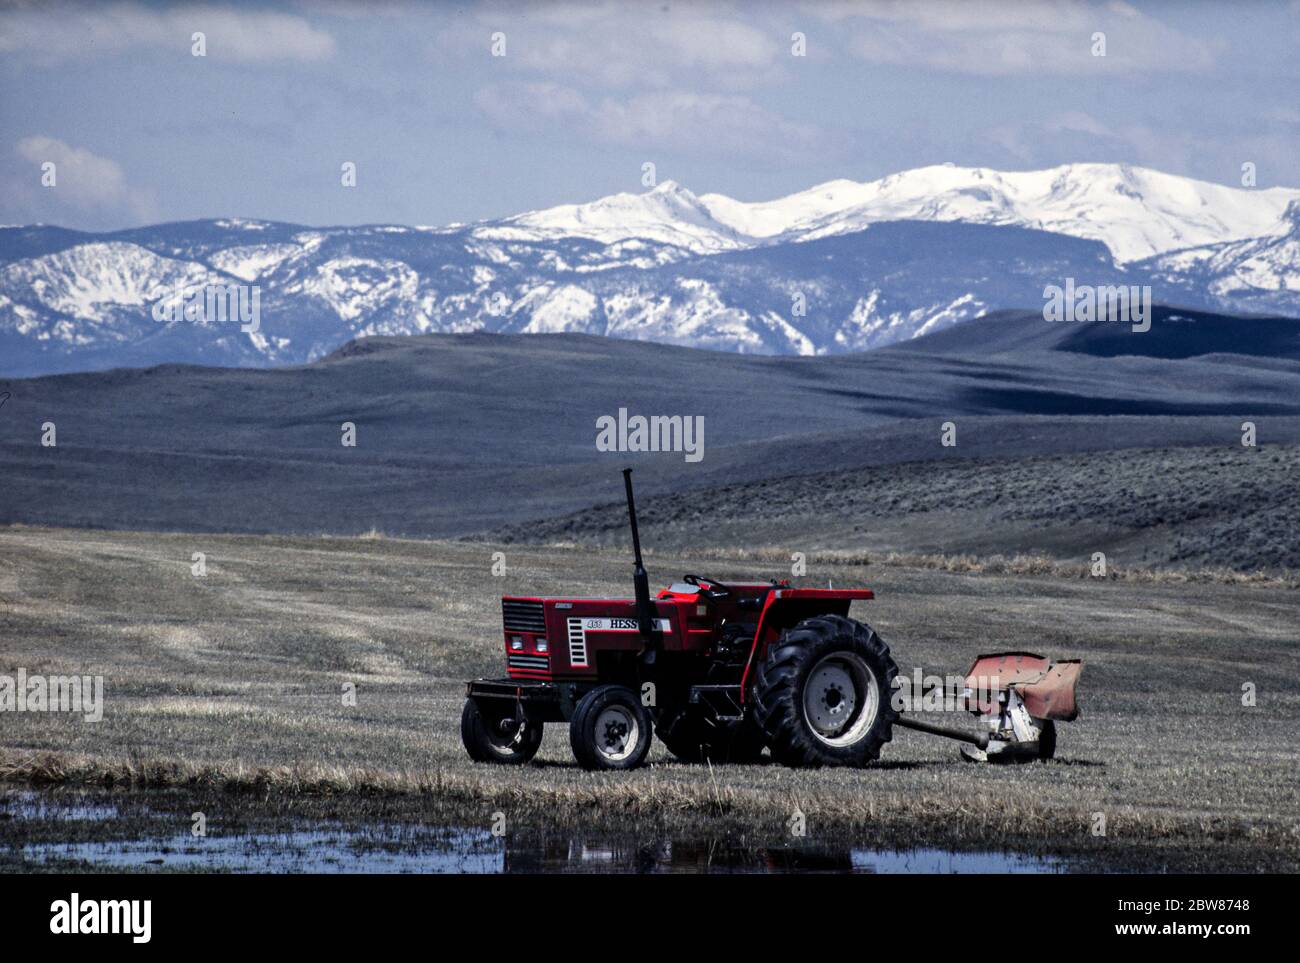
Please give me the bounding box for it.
[1,525,1297,871]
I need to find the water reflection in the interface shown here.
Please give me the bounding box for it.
[5,791,1064,874]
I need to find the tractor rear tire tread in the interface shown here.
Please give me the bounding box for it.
[753,615,898,768]
[655,710,766,765]
[654,713,709,764]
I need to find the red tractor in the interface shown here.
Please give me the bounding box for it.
[462,470,1081,770]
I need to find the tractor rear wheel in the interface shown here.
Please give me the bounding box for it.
[461,698,543,765]
[570,684,654,771]
[656,710,766,764]
[753,615,898,768]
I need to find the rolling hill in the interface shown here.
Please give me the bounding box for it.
[1,306,1298,559]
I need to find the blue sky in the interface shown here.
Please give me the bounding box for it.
[3,0,1299,231]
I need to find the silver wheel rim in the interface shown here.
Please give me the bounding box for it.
[802,652,879,748]
[486,716,525,756]
[594,705,639,762]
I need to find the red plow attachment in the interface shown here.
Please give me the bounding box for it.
[895,651,1084,762]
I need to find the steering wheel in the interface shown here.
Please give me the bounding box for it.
[682,574,732,599]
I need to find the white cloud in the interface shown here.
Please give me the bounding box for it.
[0,2,336,64]
[448,3,811,160]
[438,2,784,89]
[813,0,1216,75]
[474,82,830,163]
[982,112,1245,185]
[13,136,157,221]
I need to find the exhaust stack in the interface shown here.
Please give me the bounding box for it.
[622,468,656,640]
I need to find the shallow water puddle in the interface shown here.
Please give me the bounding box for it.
[504,838,1062,874]
[1,791,119,823]
[5,791,1064,874]
[24,828,502,874]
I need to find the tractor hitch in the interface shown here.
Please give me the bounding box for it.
[895,714,990,749]
[895,652,1083,763]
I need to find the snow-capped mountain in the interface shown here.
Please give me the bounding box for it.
[492,163,1300,264]
[488,180,749,254]
[1,163,1297,376]
[1139,200,1300,315]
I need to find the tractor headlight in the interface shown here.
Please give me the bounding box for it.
[510,636,525,650]
[535,639,548,653]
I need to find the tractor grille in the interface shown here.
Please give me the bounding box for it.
[502,600,547,634]
[567,617,588,668]
[507,654,550,672]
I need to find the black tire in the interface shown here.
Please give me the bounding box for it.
[569,684,654,771]
[1037,719,1057,761]
[753,615,898,768]
[655,710,766,764]
[461,698,542,765]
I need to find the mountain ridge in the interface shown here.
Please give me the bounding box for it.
[500,162,1300,263]
[2,162,1298,376]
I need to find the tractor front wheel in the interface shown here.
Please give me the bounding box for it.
[753,615,898,768]
[570,685,654,771]
[461,698,543,765]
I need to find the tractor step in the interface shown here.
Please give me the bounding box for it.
[689,684,744,722]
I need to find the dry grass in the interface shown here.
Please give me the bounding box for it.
[5,747,1293,869]
[1,525,1297,871]
[679,546,1300,587]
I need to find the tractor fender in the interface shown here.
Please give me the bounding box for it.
[738,587,874,701]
